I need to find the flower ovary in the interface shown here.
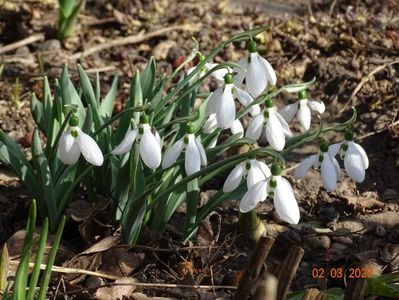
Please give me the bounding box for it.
[298,90,308,100]
[69,115,79,127]
[247,40,257,53]
[224,73,234,84]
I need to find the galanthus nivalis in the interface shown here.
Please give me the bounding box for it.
[59,114,104,166]
[245,98,292,151]
[162,122,207,176]
[185,53,230,85]
[112,114,162,169]
[294,142,341,192]
[279,90,325,131]
[240,163,300,224]
[223,155,271,192]
[234,40,277,97]
[203,114,244,137]
[206,73,261,130]
[329,130,369,183]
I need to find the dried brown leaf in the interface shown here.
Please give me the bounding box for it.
[96,277,137,300]
[0,244,9,291]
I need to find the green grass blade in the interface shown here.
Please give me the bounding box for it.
[26,218,49,300]
[99,75,118,119]
[37,216,65,300]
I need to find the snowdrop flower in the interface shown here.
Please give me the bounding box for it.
[223,155,271,192]
[329,131,369,183]
[234,40,277,97]
[245,98,292,151]
[112,114,161,169]
[59,115,104,166]
[280,90,325,131]
[240,163,300,224]
[185,53,230,85]
[206,73,260,129]
[162,122,207,176]
[294,142,341,192]
[203,114,244,137]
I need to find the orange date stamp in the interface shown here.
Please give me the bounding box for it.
[311,267,373,279]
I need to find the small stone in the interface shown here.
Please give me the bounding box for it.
[41,39,61,52]
[303,235,331,250]
[15,46,30,55]
[331,242,348,251]
[333,236,353,246]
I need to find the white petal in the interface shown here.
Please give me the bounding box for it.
[297,100,311,131]
[185,135,201,176]
[273,177,300,224]
[266,110,286,151]
[308,100,326,114]
[321,154,338,191]
[332,156,341,182]
[216,83,236,129]
[240,180,268,213]
[234,86,253,107]
[77,129,104,166]
[139,126,162,169]
[207,63,231,82]
[154,130,162,148]
[203,114,218,133]
[112,129,137,155]
[259,56,277,86]
[344,145,366,182]
[223,162,246,192]
[162,138,184,169]
[294,154,318,179]
[249,104,261,116]
[205,88,222,116]
[230,119,244,138]
[279,103,298,123]
[351,141,369,169]
[247,160,268,188]
[194,136,207,166]
[275,111,293,137]
[247,53,268,97]
[328,142,343,157]
[59,129,80,165]
[258,161,271,178]
[233,57,249,84]
[245,113,264,141]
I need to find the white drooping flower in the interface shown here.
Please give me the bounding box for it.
[294,142,341,192]
[240,163,300,224]
[206,73,261,130]
[329,131,369,183]
[112,114,162,169]
[245,98,292,151]
[279,90,325,131]
[162,122,207,176]
[223,157,271,192]
[186,59,230,85]
[59,115,104,166]
[234,40,277,97]
[203,114,244,138]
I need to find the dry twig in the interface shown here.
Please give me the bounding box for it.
[0,34,44,55]
[340,58,399,113]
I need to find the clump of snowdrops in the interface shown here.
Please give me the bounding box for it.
[0,27,367,243]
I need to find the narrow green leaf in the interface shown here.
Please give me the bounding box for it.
[31,129,58,230]
[26,218,49,300]
[95,71,100,103]
[13,200,37,300]
[140,57,156,101]
[77,64,102,127]
[60,65,85,123]
[184,179,199,238]
[37,216,65,300]
[30,93,46,133]
[99,75,118,119]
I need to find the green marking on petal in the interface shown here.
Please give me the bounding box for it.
[319,142,329,153]
[71,128,78,138]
